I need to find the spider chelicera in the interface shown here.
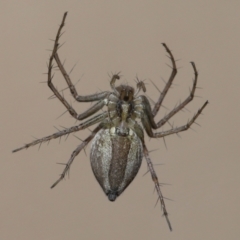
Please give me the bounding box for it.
[13,12,208,231]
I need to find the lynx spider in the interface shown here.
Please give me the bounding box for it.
[13,12,208,231]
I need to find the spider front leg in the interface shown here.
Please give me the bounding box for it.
[51,124,103,188]
[51,15,109,103]
[48,12,110,121]
[53,46,110,102]
[139,60,206,131]
[151,44,202,128]
[143,143,172,231]
[156,62,201,128]
[152,43,177,117]
[48,12,78,119]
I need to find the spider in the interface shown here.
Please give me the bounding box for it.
[13,12,208,231]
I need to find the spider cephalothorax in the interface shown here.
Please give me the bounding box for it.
[115,85,135,122]
[13,12,208,231]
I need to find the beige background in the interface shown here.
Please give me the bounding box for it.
[1,1,239,239]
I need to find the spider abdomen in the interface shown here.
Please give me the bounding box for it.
[90,127,143,201]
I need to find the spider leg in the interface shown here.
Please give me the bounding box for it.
[152,43,177,117]
[156,62,200,128]
[48,13,79,119]
[143,143,172,231]
[50,12,110,102]
[54,52,110,102]
[51,124,102,188]
[133,95,158,129]
[48,12,109,121]
[142,101,208,138]
[76,100,108,120]
[12,112,108,153]
[138,61,205,131]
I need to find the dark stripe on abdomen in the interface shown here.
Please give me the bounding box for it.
[109,136,131,191]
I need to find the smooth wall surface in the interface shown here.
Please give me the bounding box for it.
[1,1,239,239]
